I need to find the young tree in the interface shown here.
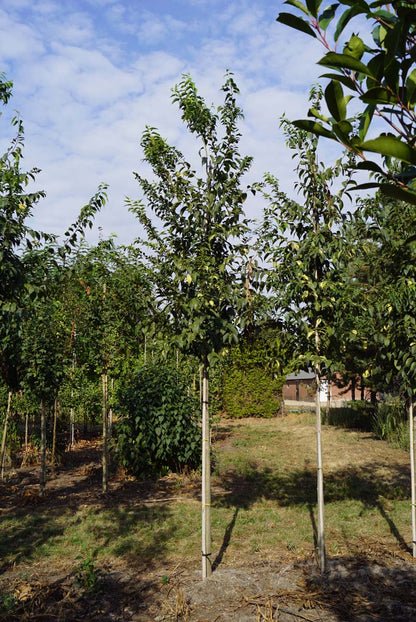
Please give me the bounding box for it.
[130,73,252,578]
[277,1,416,204]
[257,99,351,572]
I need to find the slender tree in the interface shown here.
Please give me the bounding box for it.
[257,98,351,572]
[130,73,252,578]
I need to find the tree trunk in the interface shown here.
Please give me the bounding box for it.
[51,398,58,475]
[102,372,108,493]
[108,377,114,440]
[21,411,29,467]
[326,380,331,419]
[0,391,12,480]
[315,365,326,573]
[40,400,47,496]
[70,407,75,448]
[410,400,416,557]
[201,359,212,579]
[69,352,76,448]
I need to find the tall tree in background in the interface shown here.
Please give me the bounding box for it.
[0,73,48,478]
[130,73,252,578]
[277,0,416,204]
[342,189,416,555]
[257,97,351,572]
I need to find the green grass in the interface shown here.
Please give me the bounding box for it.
[0,412,413,581]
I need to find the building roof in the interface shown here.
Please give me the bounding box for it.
[285,370,315,381]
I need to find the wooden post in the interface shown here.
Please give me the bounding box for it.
[0,391,12,480]
[315,364,326,573]
[409,400,416,557]
[201,359,212,579]
[102,372,108,493]
[51,397,58,474]
[40,401,47,496]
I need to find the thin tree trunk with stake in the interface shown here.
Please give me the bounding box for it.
[201,359,212,578]
[102,371,108,493]
[0,391,12,480]
[409,400,416,557]
[51,397,58,475]
[40,400,47,496]
[315,362,326,573]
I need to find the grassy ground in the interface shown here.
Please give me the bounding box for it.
[0,412,414,620]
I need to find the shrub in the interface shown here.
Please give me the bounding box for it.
[222,367,283,418]
[372,395,408,450]
[325,400,375,432]
[221,328,286,418]
[114,363,201,477]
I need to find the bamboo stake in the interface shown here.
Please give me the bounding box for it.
[201,360,212,579]
[315,365,326,573]
[102,371,108,493]
[51,397,58,474]
[108,377,114,440]
[0,391,12,480]
[40,400,47,496]
[69,351,76,448]
[409,400,416,557]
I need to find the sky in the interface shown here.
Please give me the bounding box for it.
[0,0,349,246]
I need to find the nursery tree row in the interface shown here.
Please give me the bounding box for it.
[1,0,415,573]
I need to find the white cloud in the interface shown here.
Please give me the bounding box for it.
[0,0,349,245]
[0,9,45,60]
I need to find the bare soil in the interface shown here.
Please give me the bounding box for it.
[1,419,416,621]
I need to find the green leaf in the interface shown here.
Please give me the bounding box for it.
[276,12,317,37]
[332,120,353,142]
[379,183,416,205]
[358,104,375,141]
[343,34,365,60]
[406,68,416,106]
[355,160,385,176]
[308,107,329,123]
[352,182,380,190]
[305,0,322,17]
[358,136,416,165]
[283,0,309,16]
[372,9,397,24]
[360,87,397,105]
[318,3,339,29]
[292,119,335,139]
[325,80,346,121]
[320,72,356,90]
[334,4,367,41]
[318,52,375,78]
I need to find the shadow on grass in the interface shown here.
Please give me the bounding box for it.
[0,499,178,576]
[213,460,411,557]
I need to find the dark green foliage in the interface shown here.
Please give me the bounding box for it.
[325,401,375,431]
[114,364,201,477]
[372,395,408,449]
[222,332,286,418]
[325,397,409,450]
[222,367,282,418]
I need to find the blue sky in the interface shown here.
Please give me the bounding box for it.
[1,0,339,245]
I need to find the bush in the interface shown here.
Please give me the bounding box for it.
[221,327,286,418]
[372,395,408,450]
[325,400,375,431]
[114,363,201,477]
[222,367,283,418]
